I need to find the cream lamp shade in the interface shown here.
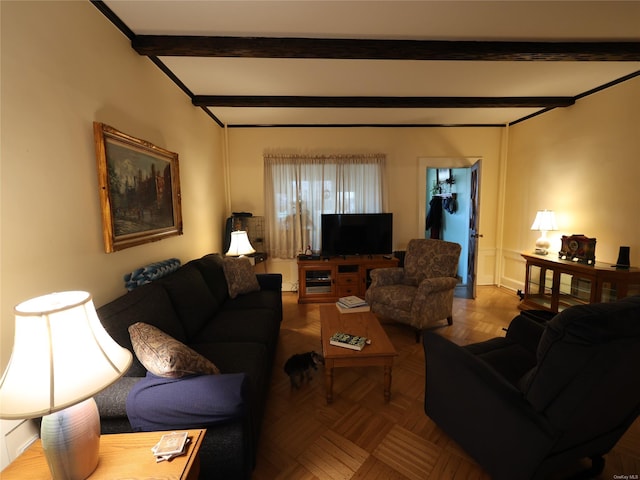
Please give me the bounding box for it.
[0,291,132,479]
[530,210,558,255]
[0,291,132,417]
[225,230,256,256]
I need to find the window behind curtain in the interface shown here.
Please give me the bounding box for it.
[264,154,386,259]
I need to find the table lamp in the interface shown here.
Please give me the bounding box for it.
[530,209,558,255]
[0,291,132,480]
[225,230,256,256]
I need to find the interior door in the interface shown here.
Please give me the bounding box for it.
[419,158,481,300]
[466,160,482,299]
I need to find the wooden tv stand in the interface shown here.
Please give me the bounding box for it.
[297,255,399,304]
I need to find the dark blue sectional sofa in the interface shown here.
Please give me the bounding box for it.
[94,253,282,479]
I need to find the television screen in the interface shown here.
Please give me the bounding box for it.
[321,213,392,256]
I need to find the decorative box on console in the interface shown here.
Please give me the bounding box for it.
[559,234,596,265]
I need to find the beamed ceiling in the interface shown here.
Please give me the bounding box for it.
[94,1,640,127]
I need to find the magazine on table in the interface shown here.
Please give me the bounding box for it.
[329,331,370,351]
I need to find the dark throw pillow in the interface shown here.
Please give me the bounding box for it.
[222,256,260,299]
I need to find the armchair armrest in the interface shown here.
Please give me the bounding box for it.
[368,267,405,288]
[410,277,458,321]
[416,276,458,295]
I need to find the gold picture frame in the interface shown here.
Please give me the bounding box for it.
[94,122,183,253]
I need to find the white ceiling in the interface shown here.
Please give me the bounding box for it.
[98,1,640,127]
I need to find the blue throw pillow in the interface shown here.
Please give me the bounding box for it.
[126,372,247,431]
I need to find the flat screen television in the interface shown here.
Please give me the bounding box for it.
[321,213,393,257]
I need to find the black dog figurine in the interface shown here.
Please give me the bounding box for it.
[284,351,324,389]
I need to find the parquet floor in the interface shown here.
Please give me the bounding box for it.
[252,286,640,479]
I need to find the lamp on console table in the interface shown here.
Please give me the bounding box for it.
[225,230,256,257]
[530,209,558,255]
[0,291,132,480]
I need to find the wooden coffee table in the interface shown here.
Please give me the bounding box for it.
[320,304,398,403]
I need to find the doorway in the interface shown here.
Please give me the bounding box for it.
[418,158,482,299]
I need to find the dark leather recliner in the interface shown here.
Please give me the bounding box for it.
[422,296,640,480]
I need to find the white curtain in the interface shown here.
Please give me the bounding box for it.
[264,153,386,259]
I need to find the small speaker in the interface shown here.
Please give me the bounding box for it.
[615,246,630,268]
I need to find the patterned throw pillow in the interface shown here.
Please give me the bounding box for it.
[222,256,260,299]
[128,322,220,378]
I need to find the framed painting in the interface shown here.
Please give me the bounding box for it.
[94,122,183,253]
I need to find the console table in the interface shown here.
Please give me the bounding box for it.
[520,252,640,313]
[0,429,205,480]
[297,255,399,303]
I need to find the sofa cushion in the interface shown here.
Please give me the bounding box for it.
[95,376,142,420]
[129,322,220,378]
[126,372,248,431]
[196,309,280,353]
[220,289,282,315]
[97,283,186,377]
[192,341,270,397]
[222,257,260,299]
[158,264,219,338]
[191,254,230,305]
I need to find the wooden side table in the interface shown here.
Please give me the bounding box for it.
[520,252,640,313]
[0,429,205,480]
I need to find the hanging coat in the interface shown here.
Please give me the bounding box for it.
[426,196,443,239]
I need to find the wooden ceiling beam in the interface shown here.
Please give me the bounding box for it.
[133,35,640,61]
[192,96,574,108]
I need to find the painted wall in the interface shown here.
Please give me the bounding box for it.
[0,2,225,371]
[1,2,226,464]
[226,127,504,290]
[500,76,640,288]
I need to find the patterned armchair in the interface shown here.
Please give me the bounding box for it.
[365,239,461,339]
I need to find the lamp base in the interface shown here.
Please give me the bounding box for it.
[535,232,551,255]
[41,397,100,480]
